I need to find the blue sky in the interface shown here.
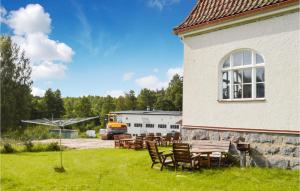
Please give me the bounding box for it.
[1,0,196,97]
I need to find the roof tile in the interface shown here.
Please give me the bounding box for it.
[174,0,298,35]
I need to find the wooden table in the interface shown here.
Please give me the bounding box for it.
[119,138,134,148]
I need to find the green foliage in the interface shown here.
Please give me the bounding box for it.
[2,143,15,153]
[46,142,60,151]
[0,36,32,132]
[165,74,183,111]
[1,149,299,191]
[124,90,137,110]
[22,125,52,140]
[137,89,157,110]
[77,96,92,117]
[24,140,33,152]
[44,89,65,118]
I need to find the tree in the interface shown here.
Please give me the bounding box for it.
[0,36,32,131]
[154,89,175,110]
[77,96,92,117]
[124,90,137,110]
[44,88,64,118]
[115,96,126,111]
[165,74,183,111]
[137,89,156,110]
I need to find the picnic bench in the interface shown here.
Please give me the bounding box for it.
[186,140,231,167]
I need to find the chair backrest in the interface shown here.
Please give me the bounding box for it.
[135,136,143,144]
[123,134,131,139]
[165,133,172,141]
[146,141,161,163]
[146,135,154,141]
[156,133,161,136]
[172,143,191,163]
[140,133,146,137]
[114,134,120,140]
[148,133,154,136]
[173,132,180,140]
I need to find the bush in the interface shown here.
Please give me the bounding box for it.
[47,142,60,151]
[2,143,15,153]
[24,140,34,152]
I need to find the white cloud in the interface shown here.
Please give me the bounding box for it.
[31,87,46,97]
[167,67,183,79]
[7,4,51,35]
[135,75,168,90]
[135,66,182,90]
[148,0,180,10]
[3,4,74,81]
[123,72,135,81]
[32,61,66,80]
[105,90,125,98]
[12,33,73,63]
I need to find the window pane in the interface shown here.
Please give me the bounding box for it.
[233,52,243,66]
[256,68,265,82]
[243,51,252,65]
[256,54,264,64]
[223,58,230,68]
[256,83,265,98]
[233,84,242,98]
[233,70,242,84]
[243,69,252,83]
[222,72,230,99]
[243,84,252,98]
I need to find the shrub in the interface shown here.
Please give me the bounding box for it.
[2,143,15,153]
[47,142,60,151]
[24,140,34,152]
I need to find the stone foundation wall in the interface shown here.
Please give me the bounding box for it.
[182,128,300,169]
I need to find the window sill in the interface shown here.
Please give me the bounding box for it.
[217,98,266,102]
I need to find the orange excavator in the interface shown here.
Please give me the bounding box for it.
[105,113,127,140]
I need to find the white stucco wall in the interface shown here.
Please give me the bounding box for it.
[182,12,300,132]
[119,114,181,135]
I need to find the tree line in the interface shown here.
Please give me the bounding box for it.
[1,36,183,132]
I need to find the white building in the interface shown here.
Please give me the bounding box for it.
[110,110,182,136]
[173,0,300,168]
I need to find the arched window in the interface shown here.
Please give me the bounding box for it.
[220,49,265,100]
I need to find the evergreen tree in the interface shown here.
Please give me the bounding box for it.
[0,36,32,131]
[137,89,156,110]
[124,90,137,110]
[165,74,183,111]
[77,96,92,117]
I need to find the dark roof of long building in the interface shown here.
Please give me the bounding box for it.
[110,110,182,116]
[173,0,299,35]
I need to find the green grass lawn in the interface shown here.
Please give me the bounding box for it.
[1,148,299,191]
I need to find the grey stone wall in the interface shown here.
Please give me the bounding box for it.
[182,128,300,169]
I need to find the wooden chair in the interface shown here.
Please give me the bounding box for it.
[172,143,200,171]
[146,141,174,171]
[114,134,122,148]
[129,136,144,150]
[172,132,181,143]
[161,133,172,146]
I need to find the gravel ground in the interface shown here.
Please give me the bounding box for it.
[34,139,114,149]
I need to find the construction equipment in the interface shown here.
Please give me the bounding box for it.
[105,113,127,140]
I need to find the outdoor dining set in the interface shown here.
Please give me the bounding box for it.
[114,133,232,171]
[113,132,181,149]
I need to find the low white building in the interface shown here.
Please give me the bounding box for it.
[110,110,182,136]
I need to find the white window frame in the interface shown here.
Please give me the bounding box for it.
[218,49,266,101]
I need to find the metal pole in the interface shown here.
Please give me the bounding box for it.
[60,126,63,168]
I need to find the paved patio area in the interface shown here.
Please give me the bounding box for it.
[35,139,114,149]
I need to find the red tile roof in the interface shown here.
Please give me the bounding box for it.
[174,0,299,35]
